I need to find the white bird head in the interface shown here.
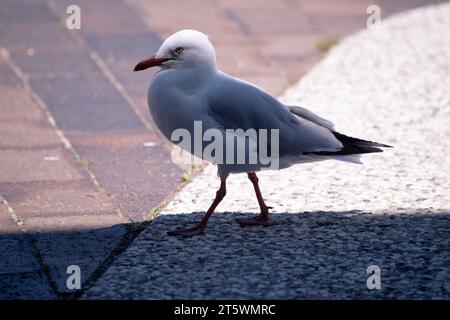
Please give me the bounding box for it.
[134,29,216,72]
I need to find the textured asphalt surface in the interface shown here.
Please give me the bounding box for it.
[84,4,450,299]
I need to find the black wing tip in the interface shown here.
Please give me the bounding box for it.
[332,131,393,148]
[310,131,393,156]
[310,146,384,156]
[362,142,393,149]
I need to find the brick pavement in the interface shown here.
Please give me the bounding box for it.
[0,0,442,299]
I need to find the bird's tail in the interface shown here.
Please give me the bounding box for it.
[311,131,393,156]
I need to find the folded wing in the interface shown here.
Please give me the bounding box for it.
[204,73,344,157]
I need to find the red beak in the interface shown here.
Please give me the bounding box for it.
[133,55,171,72]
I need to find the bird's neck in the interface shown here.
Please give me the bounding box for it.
[156,65,218,91]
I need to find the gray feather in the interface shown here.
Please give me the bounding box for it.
[288,105,335,130]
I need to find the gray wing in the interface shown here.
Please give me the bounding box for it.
[203,73,343,156]
[288,106,335,130]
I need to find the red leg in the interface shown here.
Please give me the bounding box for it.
[236,172,271,226]
[168,180,226,236]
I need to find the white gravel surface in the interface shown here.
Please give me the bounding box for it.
[84,3,450,299]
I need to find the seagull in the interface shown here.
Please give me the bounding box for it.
[134,29,392,236]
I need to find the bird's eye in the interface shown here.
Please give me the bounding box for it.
[174,47,184,54]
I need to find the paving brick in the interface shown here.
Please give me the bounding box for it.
[311,14,368,35]
[130,0,240,39]
[224,8,316,35]
[0,181,116,219]
[81,30,162,132]
[298,0,372,17]
[298,0,381,34]
[216,0,293,10]
[254,33,324,59]
[29,76,146,132]
[374,0,448,16]
[0,62,21,87]
[83,33,162,124]
[0,271,56,299]
[0,1,58,26]
[0,201,19,234]
[0,5,100,79]
[49,0,164,132]
[24,213,125,233]
[251,32,324,85]
[131,97,163,133]
[0,60,47,123]
[85,33,161,63]
[111,65,156,98]
[0,201,54,299]
[31,223,127,293]
[205,29,249,47]
[0,85,44,122]
[68,132,182,220]
[65,131,160,149]
[214,43,271,76]
[51,0,151,36]
[0,22,79,54]
[0,149,83,184]
[0,121,62,149]
[10,48,103,79]
[130,0,219,25]
[276,56,322,84]
[0,235,40,274]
